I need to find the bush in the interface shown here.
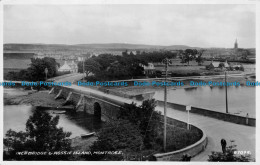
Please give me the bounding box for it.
[206,65,214,70]
[86,120,144,161]
[118,99,161,149]
[164,126,202,152]
[208,141,252,162]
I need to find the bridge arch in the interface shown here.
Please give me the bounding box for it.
[94,102,101,121]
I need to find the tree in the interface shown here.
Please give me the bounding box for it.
[239,65,244,71]
[5,57,58,81]
[78,58,101,77]
[195,50,205,66]
[4,110,71,160]
[181,49,197,65]
[27,57,58,81]
[122,50,128,56]
[118,99,161,149]
[195,55,204,66]
[106,61,126,79]
[208,141,252,162]
[219,62,225,68]
[88,120,144,160]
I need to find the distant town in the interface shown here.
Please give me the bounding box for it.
[3,40,256,78]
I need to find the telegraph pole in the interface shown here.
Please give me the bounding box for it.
[44,68,48,81]
[225,71,228,113]
[83,57,85,81]
[162,58,171,152]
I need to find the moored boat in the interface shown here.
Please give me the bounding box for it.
[81,132,96,138]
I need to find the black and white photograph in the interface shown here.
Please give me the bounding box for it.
[0,0,259,163]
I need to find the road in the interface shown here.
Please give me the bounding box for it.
[49,73,84,83]
[55,73,256,161]
[156,106,255,161]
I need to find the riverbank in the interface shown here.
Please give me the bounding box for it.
[4,88,65,106]
[4,88,98,154]
[71,136,98,151]
[104,75,254,96]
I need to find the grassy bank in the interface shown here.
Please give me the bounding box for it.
[4,88,65,107]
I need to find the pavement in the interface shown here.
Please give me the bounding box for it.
[156,106,255,161]
[50,73,84,83]
[54,73,256,161]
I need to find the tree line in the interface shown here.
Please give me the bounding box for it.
[78,51,177,81]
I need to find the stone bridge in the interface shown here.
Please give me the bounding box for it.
[50,85,129,121]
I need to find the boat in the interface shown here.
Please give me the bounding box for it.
[81,132,96,138]
[52,111,66,114]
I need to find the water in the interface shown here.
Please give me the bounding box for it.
[154,86,256,117]
[4,85,255,138]
[4,105,103,138]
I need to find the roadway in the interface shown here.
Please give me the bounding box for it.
[156,106,255,161]
[54,73,256,161]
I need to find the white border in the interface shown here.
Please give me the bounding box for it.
[0,0,259,165]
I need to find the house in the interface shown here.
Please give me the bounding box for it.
[78,53,93,61]
[58,61,78,73]
[34,52,45,59]
[140,63,155,75]
[207,60,229,70]
[77,56,84,62]
[243,65,255,72]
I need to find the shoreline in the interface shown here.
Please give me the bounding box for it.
[4,88,66,107]
[3,88,98,152]
[101,76,254,95]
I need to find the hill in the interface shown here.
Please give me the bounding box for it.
[4,43,194,51]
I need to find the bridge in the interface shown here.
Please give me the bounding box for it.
[49,84,134,121]
[3,73,256,161]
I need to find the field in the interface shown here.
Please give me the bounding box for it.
[4,59,31,69]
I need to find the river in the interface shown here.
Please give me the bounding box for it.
[4,105,104,138]
[4,88,103,138]
[154,85,255,117]
[4,85,255,138]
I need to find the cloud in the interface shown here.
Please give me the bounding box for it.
[4,4,256,48]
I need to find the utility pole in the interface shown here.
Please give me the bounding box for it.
[225,71,228,113]
[83,57,85,81]
[44,68,48,81]
[162,58,171,152]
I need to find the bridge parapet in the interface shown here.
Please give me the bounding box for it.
[52,86,124,122]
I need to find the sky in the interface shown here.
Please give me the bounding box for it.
[3,4,256,48]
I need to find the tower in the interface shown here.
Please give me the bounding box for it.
[234,39,238,49]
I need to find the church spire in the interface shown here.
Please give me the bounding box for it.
[234,38,238,49]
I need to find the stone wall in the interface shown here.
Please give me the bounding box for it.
[97,86,155,101]
[156,100,255,127]
[154,115,207,161]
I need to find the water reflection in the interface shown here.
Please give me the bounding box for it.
[4,105,103,138]
[154,86,256,117]
[184,87,198,92]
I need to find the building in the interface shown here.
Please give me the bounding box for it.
[234,39,238,49]
[208,60,229,70]
[140,63,155,75]
[243,65,255,72]
[58,61,78,73]
[34,52,45,59]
